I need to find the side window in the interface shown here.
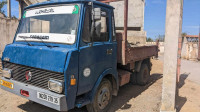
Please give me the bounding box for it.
[93,10,109,42]
[82,7,91,43]
[82,6,110,43]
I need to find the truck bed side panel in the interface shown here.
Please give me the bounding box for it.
[116,33,158,65]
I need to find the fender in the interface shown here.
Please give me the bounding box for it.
[89,68,118,102]
[63,49,79,110]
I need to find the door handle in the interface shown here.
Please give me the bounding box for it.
[107,49,113,55]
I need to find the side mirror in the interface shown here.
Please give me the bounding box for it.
[93,8,101,21]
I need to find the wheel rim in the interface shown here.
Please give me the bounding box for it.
[97,86,110,109]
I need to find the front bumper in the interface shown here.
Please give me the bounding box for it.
[0,77,68,111]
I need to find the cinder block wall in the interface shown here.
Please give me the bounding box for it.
[181,37,199,60]
[0,15,19,57]
[110,0,146,44]
[181,42,198,60]
[110,0,145,29]
[146,42,165,54]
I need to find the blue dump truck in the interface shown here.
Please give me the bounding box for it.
[0,0,158,111]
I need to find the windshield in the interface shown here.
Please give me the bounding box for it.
[16,5,80,44]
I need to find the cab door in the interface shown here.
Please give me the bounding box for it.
[77,5,116,95]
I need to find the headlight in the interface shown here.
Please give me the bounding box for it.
[48,79,63,93]
[2,68,12,79]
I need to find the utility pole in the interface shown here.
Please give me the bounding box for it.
[7,0,11,18]
[160,0,183,112]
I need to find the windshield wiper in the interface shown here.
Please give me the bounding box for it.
[38,38,55,48]
[18,36,56,48]
[18,36,33,46]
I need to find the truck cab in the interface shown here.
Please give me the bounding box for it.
[1,0,118,111]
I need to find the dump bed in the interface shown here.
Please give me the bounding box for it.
[116,33,158,65]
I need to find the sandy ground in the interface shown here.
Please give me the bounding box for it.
[159,54,200,85]
[181,59,200,85]
[0,59,200,112]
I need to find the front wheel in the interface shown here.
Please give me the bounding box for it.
[87,79,112,112]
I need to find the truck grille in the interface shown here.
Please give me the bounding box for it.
[3,61,64,90]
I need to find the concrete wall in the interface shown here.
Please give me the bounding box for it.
[146,38,199,60]
[146,42,165,54]
[181,42,198,60]
[117,30,147,44]
[110,0,145,29]
[0,14,19,57]
[110,0,146,44]
[181,36,199,60]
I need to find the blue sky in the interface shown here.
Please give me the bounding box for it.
[145,0,200,39]
[2,0,200,39]
[1,0,18,17]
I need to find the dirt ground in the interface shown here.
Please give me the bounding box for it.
[0,59,200,112]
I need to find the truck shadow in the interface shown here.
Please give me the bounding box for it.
[108,73,162,112]
[18,73,162,112]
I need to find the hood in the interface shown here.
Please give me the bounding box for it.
[2,44,72,73]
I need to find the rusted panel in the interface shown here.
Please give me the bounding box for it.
[122,0,128,65]
[126,45,158,64]
[116,32,158,65]
[123,0,128,43]
[118,69,131,86]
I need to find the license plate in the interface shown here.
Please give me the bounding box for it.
[37,92,60,105]
[0,79,14,89]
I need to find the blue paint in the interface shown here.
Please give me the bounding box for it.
[64,50,79,110]
[2,43,75,73]
[2,0,119,111]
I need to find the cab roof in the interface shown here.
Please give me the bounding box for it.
[25,0,114,10]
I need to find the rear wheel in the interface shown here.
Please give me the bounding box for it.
[137,63,150,86]
[87,79,112,112]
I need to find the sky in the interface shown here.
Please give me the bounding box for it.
[145,0,200,39]
[1,0,200,40]
[1,0,18,18]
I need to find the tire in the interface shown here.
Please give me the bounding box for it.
[87,79,112,112]
[130,72,137,85]
[137,63,150,86]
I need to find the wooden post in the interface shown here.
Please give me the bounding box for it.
[122,0,128,65]
[160,0,183,112]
